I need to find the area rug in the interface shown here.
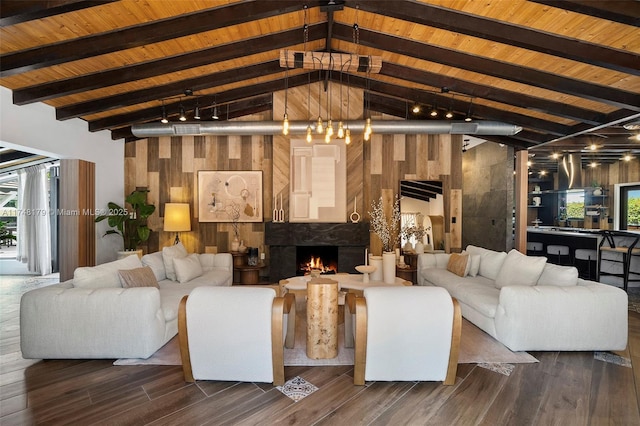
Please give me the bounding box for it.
[114,313,537,366]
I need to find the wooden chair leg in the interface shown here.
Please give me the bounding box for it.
[177,295,194,382]
[444,298,462,386]
[353,298,368,386]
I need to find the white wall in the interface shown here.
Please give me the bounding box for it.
[0,86,124,264]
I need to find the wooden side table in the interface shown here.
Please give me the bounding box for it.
[235,264,266,285]
[231,252,247,284]
[396,265,417,285]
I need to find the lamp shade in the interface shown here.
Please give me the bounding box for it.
[164,203,191,232]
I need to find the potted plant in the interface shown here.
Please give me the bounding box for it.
[95,190,156,257]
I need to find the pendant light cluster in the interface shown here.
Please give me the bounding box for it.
[281,4,379,145]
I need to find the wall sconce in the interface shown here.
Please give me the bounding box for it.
[164,203,191,245]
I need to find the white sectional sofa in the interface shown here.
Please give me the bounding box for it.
[417,245,628,352]
[20,243,232,359]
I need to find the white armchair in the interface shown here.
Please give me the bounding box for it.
[177,287,295,386]
[345,286,461,386]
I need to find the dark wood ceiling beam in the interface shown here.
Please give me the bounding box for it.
[13,24,327,105]
[379,62,608,126]
[0,0,321,77]
[529,1,640,26]
[56,61,284,120]
[332,24,640,112]
[112,96,274,141]
[0,0,116,26]
[349,1,640,76]
[357,77,573,136]
[88,75,310,132]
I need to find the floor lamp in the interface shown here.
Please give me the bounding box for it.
[164,203,191,245]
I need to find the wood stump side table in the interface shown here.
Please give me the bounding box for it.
[306,277,339,359]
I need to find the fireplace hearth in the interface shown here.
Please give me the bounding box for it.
[265,222,370,283]
[296,246,338,276]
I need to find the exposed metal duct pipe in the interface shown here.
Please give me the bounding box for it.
[131,120,522,138]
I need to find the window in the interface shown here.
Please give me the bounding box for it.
[562,189,585,219]
[620,185,640,230]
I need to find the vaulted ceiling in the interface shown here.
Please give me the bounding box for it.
[1,0,639,173]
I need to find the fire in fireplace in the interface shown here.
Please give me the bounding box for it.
[296,246,338,276]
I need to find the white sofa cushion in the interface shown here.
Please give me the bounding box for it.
[73,254,143,289]
[537,262,579,287]
[494,249,547,288]
[141,251,167,281]
[468,254,481,277]
[174,253,204,283]
[162,242,188,281]
[465,245,507,280]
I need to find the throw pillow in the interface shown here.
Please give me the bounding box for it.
[446,253,469,277]
[118,266,160,288]
[162,241,188,281]
[468,254,481,277]
[74,254,143,289]
[173,253,204,283]
[466,245,508,280]
[494,249,547,288]
[537,263,579,287]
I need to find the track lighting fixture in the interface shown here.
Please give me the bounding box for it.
[179,104,187,121]
[160,103,168,124]
[193,102,201,120]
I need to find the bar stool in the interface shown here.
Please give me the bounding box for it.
[526,242,544,256]
[574,249,597,280]
[546,244,571,265]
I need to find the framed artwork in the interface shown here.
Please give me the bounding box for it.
[198,171,263,222]
[289,139,346,222]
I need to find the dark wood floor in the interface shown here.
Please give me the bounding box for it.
[1,277,639,425]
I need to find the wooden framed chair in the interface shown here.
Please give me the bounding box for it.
[178,287,295,386]
[345,286,461,386]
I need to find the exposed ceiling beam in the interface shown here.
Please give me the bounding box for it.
[0,0,323,76]
[351,1,640,76]
[332,23,640,112]
[0,0,116,26]
[56,60,285,120]
[530,1,640,26]
[0,150,39,163]
[13,24,327,105]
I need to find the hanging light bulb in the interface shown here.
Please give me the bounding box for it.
[445,109,454,119]
[364,117,372,141]
[179,104,187,121]
[316,116,324,134]
[325,132,331,143]
[326,119,334,137]
[337,121,345,138]
[430,106,438,117]
[282,113,289,135]
[345,128,351,145]
[306,125,313,143]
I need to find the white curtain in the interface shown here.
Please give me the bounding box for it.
[17,165,52,275]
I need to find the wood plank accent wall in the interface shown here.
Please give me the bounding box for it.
[59,159,95,281]
[124,85,463,271]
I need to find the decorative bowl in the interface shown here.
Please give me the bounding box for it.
[355,265,376,274]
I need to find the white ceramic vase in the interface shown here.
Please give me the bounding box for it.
[382,251,396,284]
[369,255,383,282]
[414,242,425,254]
[231,237,240,252]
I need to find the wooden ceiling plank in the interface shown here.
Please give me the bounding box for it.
[332,24,640,112]
[351,1,640,77]
[529,1,640,26]
[0,0,321,77]
[379,62,608,126]
[12,24,327,105]
[0,0,116,27]
[55,61,284,120]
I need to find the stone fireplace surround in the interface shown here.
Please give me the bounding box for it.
[265,222,370,283]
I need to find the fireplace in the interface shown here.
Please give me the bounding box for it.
[265,222,370,283]
[296,246,338,276]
